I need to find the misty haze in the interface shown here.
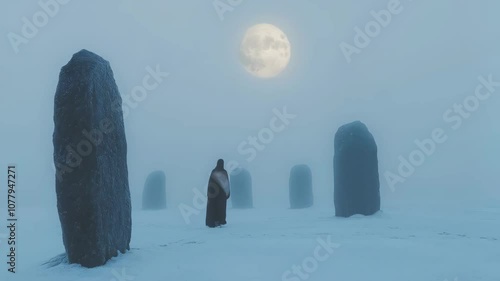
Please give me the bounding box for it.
[0,1,499,281]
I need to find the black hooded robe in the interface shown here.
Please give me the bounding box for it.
[206,160,230,227]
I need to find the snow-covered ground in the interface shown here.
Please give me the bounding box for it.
[2,203,499,281]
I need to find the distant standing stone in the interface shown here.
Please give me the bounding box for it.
[142,171,167,210]
[53,49,131,268]
[289,164,313,209]
[334,121,380,217]
[230,168,253,209]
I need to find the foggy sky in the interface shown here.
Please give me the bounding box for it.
[1,0,499,211]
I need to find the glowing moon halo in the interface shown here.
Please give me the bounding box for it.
[239,24,291,79]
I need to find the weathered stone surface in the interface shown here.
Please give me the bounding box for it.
[230,168,253,209]
[289,164,313,209]
[334,121,380,217]
[53,49,131,268]
[142,171,167,210]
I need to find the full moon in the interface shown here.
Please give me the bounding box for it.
[239,24,291,79]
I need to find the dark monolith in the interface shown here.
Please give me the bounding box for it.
[142,171,167,210]
[230,168,253,209]
[289,164,313,209]
[53,49,131,268]
[334,121,380,217]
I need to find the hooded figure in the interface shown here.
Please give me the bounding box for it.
[206,159,230,227]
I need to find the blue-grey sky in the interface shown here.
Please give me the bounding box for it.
[1,0,499,210]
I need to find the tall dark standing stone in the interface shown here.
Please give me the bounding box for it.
[142,171,167,210]
[289,164,313,209]
[53,49,131,268]
[230,168,253,209]
[334,121,380,217]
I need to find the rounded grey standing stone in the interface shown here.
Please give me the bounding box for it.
[334,121,380,217]
[230,168,253,209]
[289,164,313,209]
[53,49,131,268]
[142,171,167,210]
